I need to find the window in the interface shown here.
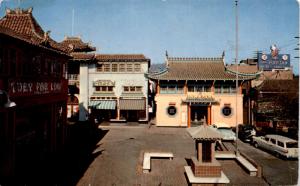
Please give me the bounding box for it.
[188,86,194,92]
[104,64,110,72]
[160,84,184,94]
[271,138,276,144]
[134,64,141,72]
[222,106,232,117]
[278,141,284,147]
[126,64,133,72]
[167,106,177,116]
[119,64,125,72]
[124,86,142,92]
[95,86,113,92]
[214,85,222,94]
[112,64,118,72]
[97,64,104,72]
[265,137,269,142]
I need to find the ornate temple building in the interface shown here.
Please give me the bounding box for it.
[148,54,258,127]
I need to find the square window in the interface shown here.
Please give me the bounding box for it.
[119,64,125,72]
[126,64,133,72]
[134,64,141,72]
[104,64,111,72]
[112,64,118,72]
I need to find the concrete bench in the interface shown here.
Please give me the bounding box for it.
[143,152,174,173]
[236,155,258,176]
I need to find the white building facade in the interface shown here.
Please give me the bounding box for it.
[79,54,150,123]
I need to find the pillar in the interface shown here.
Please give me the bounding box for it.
[207,105,211,125]
[188,103,191,128]
[117,98,120,120]
[184,80,188,94]
[157,80,160,95]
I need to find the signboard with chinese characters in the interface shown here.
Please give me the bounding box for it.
[8,79,67,97]
[258,45,290,70]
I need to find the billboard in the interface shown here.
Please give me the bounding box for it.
[258,45,290,70]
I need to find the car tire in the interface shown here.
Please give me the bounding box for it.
[253,142,258,148]
[275,152,281,158]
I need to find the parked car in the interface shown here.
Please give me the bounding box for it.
[252,134,298,159]
[235,124,256,142]
[211,124,236,141]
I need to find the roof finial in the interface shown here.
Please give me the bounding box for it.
[222,50,225,59]
[165,50,169,58]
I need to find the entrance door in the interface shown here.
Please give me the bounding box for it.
[191,105,208,124]
[127,110,138,122]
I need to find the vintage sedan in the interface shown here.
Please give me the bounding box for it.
[253,134,298,159]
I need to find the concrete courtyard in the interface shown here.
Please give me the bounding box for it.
[77,125,268,186]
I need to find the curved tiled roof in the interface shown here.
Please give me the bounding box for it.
[96,54,150,62]
[71,52,95,61]
[148,57,258,80]
[186,125,223,140]
[60,36,96,53]
[0,8,68,53]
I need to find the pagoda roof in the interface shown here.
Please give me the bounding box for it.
[186,124,223,141]
[60,36,96,53]
[0,8,68,54]
[148,57,259,81]
[70,52,96,61]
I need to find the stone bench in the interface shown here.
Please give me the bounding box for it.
[236,155,258,176]
[143,152,174,173]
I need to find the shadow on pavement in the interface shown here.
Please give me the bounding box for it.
[9,121,109,186]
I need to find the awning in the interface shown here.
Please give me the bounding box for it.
[89,100,116,110]
[120,99,145,110]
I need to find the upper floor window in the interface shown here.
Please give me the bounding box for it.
[126,64,133,72]
[134,64,141,72]
[112,64,118,72]
[104,64,111,72]
[97,64,103,72]
[214,85,236,94]
[188,84,211,92]
[124,86,142,92]
[95,86,113,92]
[119,64,125,72]
[160,84,184,94]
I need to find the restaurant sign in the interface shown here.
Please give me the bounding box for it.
[9,80,64,96]
[258,44,290,70]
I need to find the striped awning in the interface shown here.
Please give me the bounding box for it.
[89,100,116,110]
[120,99,145,110]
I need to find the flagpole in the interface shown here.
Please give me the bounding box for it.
[235,0,239,155]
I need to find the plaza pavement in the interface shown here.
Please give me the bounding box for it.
[77,125,268,186]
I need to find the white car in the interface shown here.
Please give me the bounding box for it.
[210,124,236,141]
[253,134,298,159]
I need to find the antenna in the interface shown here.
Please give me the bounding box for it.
[72,8,75,36]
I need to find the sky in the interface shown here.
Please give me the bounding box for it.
[0,0,299,74]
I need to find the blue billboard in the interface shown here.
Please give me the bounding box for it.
[258,45,290,70]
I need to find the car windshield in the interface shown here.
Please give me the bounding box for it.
[286,142,298,148]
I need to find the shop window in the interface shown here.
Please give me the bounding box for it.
[134,64,141,72]
[112,64,118,72]
[222,106,232,117]
[119,64,125,72]
[167,105,177,116]
[126,64,133,72]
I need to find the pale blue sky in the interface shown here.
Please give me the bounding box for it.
[1,0,299,74]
